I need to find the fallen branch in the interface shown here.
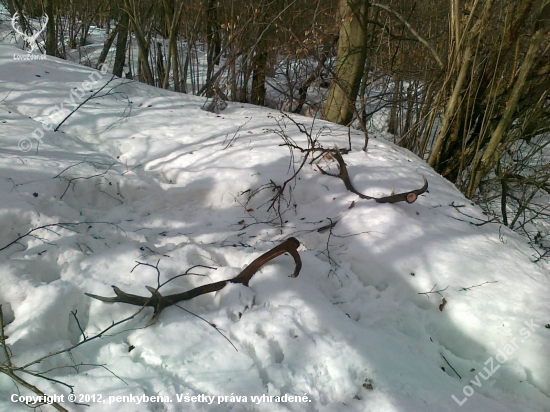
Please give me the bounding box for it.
[54,75,118,131]
[459,281,498,291]
[441,353,462,379]
[317,147,428,204]
[0,222,125,253]
[418,284,448,297]
[448,202,499,226]
[1,305,69,412]
[86,238,302,325]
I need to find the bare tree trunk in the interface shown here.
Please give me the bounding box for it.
[162,0,182,91]
[206,0,221,92]
[45,0,58,57]
[96,24,119,69]
[251,47,268,105]
[323,0,368,125]
[6,0,16,15]
[467,26,545,197]
[402,84,415,141]
[181,51,189,93]
[427,0,494,168]
[156,42,165,87]
[113,12,129,77]
[388,79,401,135]
[125,0,154,85]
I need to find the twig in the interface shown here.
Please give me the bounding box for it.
[448,202,499,226]
[172,303,238,352]
[158,264,217,289]
[441,353,461,379]
[54,75,117,131]
[1,305,69,412]
[57,161,116,200]
[418,284,448,297]
[132,259,162,288]
[0,222,125,253]
[317,219,339,233]
[459,281,498,291]
[71,310,86,341]
[222,118,251,150]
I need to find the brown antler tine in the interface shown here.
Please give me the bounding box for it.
[85,286,151,305]
[413,175,428,195]
[146,311,162,326]
[286,237,302,277]
[84,292,120,303]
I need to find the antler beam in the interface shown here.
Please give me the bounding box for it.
[317,148,428,204]
[86,237,301,325]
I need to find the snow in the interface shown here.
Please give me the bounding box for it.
[0,43,549,412]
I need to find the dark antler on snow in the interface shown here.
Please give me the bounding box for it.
[317,148,428,204]
[86,237,301,325]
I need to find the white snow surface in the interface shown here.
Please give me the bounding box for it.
[0,44,549,412]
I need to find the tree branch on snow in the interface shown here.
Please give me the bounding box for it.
[440,353,461,379]
[54,160,118,201]
[459,281,498,292]
[418,284,448,297]
[0,300,144,411]
[448,202,499,226]
[54,75,116,131]
[53,75,134,134]
[260,113,328,226]
[0,222,125,254]
[1,305,69,412]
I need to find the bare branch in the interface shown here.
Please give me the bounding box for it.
[371,3,444,69]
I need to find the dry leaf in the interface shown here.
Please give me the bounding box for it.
[363,383,373,390]
[247,208,254,212]
[439,297,447,311]
[238,220,245,225]
[349,201,355,209]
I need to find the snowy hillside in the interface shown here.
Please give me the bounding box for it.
[0,43,549,412]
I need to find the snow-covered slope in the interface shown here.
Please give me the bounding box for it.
[0,44,549,412]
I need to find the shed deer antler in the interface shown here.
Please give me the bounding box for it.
[11,12,49,53]
[86,237,302,325]
[317,147,428,204]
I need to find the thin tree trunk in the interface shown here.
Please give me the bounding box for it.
[6,0,15,15]
[206,0,221,92]
[427,0,494,168]
[467,27,544,197]
[113,12,129,77]
[96,24,119,69]
[388,79,401,135]
[251,47,268,105]
[323,0,368,125]
[45,0,58,57]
